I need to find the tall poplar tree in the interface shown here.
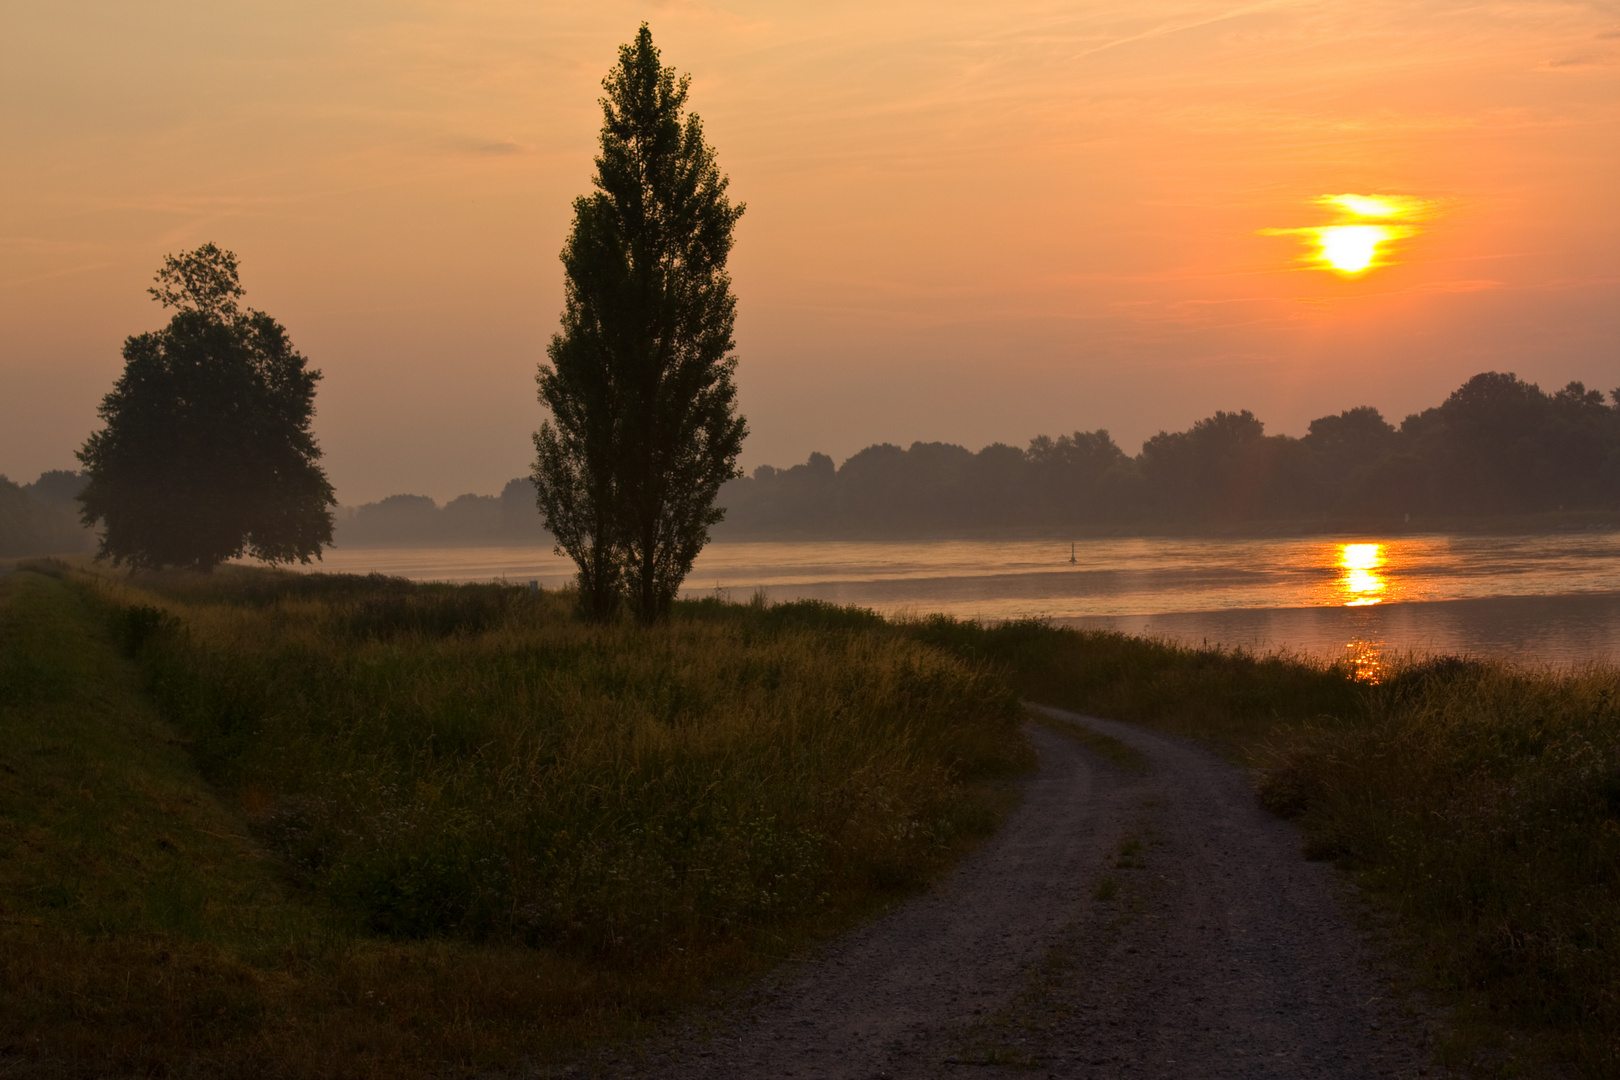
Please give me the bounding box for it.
[534,25,746,623]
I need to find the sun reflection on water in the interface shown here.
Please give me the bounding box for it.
[1342,639,1386,683]
[1330,542,1396,680]
[1338,543,1385,606]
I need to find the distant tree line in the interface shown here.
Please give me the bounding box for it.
[334,478,550,547]
[46,369,1620,557]
[0,471,95,557]
[718,373,1620,536]
[5,467,550,554]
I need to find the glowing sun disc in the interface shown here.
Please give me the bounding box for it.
[1262,193,1432,277]
[1318,226,1385,273]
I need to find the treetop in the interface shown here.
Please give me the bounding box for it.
[148,242,246,322]
[601,24,689,138]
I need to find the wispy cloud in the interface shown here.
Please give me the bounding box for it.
[442,135,532,156]
[1538,52,1612,69]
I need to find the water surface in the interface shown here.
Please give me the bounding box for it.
[308,533,1620,669]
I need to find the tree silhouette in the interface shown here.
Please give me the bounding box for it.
[534,25,746,623]
[77,244,334,570]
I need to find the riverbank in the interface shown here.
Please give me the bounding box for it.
[4,563,1617,1077]
[0,561,1028,1077]
[293,533,1620,668]
[315,508,1620,553]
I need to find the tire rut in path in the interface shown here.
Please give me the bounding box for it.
[622,709,1437,1079]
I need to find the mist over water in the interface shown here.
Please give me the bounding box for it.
[309,533,1620,669]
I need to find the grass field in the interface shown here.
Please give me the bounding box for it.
[0,562,1029,1077]
[4,563,1618,1077]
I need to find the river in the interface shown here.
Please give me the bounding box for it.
[304,533,1620,670]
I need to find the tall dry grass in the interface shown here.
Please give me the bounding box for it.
[15,560,1619,1077]
[3,564,1029,1076]
[115,569,1031,960]
[1258,658,1620,1076]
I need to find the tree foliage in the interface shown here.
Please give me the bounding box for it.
[77,244,335,570]
[534,25,747,623]
[719,372,1620,535]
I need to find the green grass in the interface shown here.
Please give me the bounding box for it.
[1255,660,1620,1077]
[0,562,1029,1077]
[0,563,328,1076]
[8,562,1619,1077]
[905,615,1366,752]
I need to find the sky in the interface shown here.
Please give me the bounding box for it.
[2,0,1617,504]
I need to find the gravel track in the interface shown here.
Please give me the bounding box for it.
[615,709,1438,1079]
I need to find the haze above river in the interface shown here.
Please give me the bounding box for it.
[307,533,1620,672]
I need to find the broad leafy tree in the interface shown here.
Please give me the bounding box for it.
[534,25,747,623]
[78,244,335,570]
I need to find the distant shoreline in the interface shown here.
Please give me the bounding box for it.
[321,510,1620,550]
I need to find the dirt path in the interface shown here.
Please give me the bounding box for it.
[615,709,1437,1079]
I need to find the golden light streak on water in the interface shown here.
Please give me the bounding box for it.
[294,535,1620,670]
[1343,639,1387,683]
[1338,542,1386,606]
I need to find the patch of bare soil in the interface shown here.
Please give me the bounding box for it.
[604,709,1442,1079]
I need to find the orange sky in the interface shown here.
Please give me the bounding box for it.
[3,1,1617,502]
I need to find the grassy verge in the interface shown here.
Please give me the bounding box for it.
[906,614,1366,750]
[0,564,1029,1077]
[9,560,1618,1077]
[1257,660,1620,1077]
[913,616,1620,1078]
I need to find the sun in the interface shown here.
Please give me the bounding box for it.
[1263,193,1433,277]
[1317,225,1386,274]
[1309,222,1416,275]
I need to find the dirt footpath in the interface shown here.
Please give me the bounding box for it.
[616,709,1438,1079]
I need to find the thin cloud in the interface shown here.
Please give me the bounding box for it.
[1538,53,1611,69]
[1064,1,1308,62]
[443,135,532,156]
